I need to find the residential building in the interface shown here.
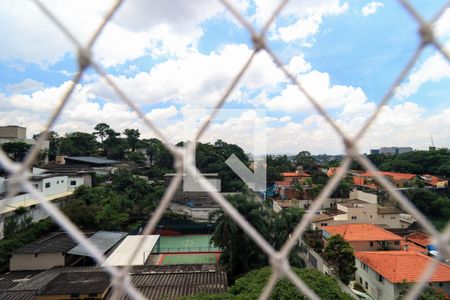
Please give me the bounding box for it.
[370,147,413,155]
[10,232,84,271]
[322,224,403,251]
[355,251,450,300]
[353,171,419,189]
[311,190,413,230]
[0,126,50,163]
[281,169,311,184]
[0,265,228,299]
[420,174,448,188]
[0,168,92,239]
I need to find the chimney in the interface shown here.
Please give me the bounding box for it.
[55,156,66,164]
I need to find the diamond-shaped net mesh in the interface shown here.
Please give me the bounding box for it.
[1,0,450,299]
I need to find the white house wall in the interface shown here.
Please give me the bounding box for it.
[41,176,68,196]
[356,258,396,300]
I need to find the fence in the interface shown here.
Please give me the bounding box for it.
[0,0,449,299]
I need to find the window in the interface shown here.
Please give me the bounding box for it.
[70,180,76,186]
[365,281,368,289]
[321,223,327,226]
[394,241,400,245]
[391,216,396,219]
[351,216,357,220]
[360,277,362,284]
[370,215,373,218]
[57,180,59,184]
[370,241,374,247]
[33,184,38,188]
[61,180,64,183]
[45,182,50,188]
[382,215,384,218]
[378,274,384,283]
[439,283,443,287]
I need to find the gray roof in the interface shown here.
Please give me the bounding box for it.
[67,231,127,257]
[0,265,227,300]
[12,232,80,255]
[65,156,118,165]
[38,272,110,296]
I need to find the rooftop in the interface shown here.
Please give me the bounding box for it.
[322,224,403,242]
[406,232,432,247]
[359,171,417,181]
[356,251,450,283]
[65,156,118,165]
[67,231,127,257]
[37,272,110,296]
[339,199,368,208]
[282,171,310,177]
[12,232,88,255]
[377,206,402,214]
[103,235,160,266]
[0,265,227,300]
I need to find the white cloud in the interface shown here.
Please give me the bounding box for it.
[396,52,450,99]
[5,79,45,94]
[362,1,384,16]
[264,70,368,113]
[146,105,178,121]
[252,0,348,45]
[91,44,286,106]
[0,0,229,67]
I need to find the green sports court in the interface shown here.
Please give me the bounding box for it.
[157,253,221,265]
[153,235,220,254]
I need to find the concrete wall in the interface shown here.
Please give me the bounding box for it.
[68,176,84,190]
[41,176,68,196]
[0,126,26,139]
[350,190,377,204]
[10,252,65,271]
[356,257,396,300]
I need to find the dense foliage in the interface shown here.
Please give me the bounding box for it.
[210,194,305,279]
[322,235,356,284]
[1,141,31,161]
[64,169,163,231]
[351,149,450,177]
[0,218,56,272]
[403,188,450,230]
[184,267,353,300]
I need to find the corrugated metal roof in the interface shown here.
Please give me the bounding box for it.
[103,235,160,266]
[12,232,79,254]
[67,231,127,257]
[2,265,227,300]
[65,157,118,165]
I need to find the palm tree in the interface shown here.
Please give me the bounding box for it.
[209,194,269,277]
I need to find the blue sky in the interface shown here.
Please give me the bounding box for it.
[0,0,449,154]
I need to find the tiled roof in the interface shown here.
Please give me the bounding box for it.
[399,241,426,254]
[12,232,87,255]
[406,232,431,247]
[322,224,403,241]
[356,251,450,283]
[281,171,310,177]
[359,171,417,181]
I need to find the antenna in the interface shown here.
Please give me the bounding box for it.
[429,134,436,151]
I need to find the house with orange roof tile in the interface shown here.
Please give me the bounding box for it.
[281,169,310,184]
[322,224,403,251]
[353,171,420,190]
[420,174,448,188]
[311,190,414,230]
[355,251,450,300]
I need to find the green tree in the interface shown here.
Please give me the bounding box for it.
[123,128,141,152]
[94,123,111,144]
[184,267,353,300]
[33,130,60,161]
[1,141,31,161]
[322,235,356,284]
[209,194,269,278]
[294,151,316,170]
[59,132,98,156]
